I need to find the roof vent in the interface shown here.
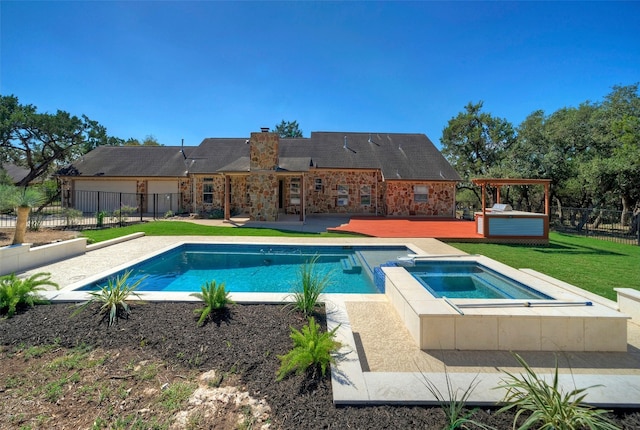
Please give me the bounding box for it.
[260,127,270,133]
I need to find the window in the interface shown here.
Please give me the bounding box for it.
[203,178,214,204]
[290,177,300,205]
[337,184,349,206]
[414,185,428,203]
[314,178,323,192]
[360,185,371,206]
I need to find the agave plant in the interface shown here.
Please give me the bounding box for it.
[190,280,234,326]
[496,353,619,430]
[0,272,58,318]
[73,270,143,326]
[276,317,341,381]
[287,255,333,318]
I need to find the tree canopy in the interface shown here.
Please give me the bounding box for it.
[0,95,116,186]
[441,83,640,215]
[273,120,303,138]
[122,135,163,146]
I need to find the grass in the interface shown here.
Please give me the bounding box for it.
[81,220,358,243]
[448,232,640,301]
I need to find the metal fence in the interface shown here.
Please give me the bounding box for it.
[550,207,640,246]
[0,191,184,230]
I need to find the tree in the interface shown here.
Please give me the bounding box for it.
[123,135,163,146]
[0,185,44,244]
[0,95,112,187]
[440,101,516,203]
[273,120,303,138]
[591,84,640,221]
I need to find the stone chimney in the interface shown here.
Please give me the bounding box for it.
[250,129,279,171]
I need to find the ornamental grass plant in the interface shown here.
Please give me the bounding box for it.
[421,370,494,430]
[496,353,619,430]
[287,255,333,318]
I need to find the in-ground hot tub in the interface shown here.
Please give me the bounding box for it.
[382,255,629,352]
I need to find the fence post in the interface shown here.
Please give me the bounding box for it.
[637,213,640,246]
[139,193,144,221]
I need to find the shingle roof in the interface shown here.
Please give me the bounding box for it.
[280,132,461,181]
[57,146,195,177]
[58,132,461,182]
[186,139,249,174]
[1,163,30,183]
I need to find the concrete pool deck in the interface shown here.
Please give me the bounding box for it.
[22,230,640,408]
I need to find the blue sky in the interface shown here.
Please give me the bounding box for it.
[1,1,638,147]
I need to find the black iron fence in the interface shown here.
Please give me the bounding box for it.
[0,191,184,230]
[550,207,640,246]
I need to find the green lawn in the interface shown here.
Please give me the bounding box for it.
[447,232,640,301]
[80,220,359,243]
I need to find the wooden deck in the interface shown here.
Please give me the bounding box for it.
[329,216,547,243]
[329,217,481,239]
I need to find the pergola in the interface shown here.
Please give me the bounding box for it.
[471,178,552,243]
[471,178,551,215]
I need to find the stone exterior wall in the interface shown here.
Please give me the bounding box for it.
[228,175,249,215]
[247,173,278,221]
[192,175,225,213]
[305,170,380,215]
[384,181,456,216]
[179,179,191,212]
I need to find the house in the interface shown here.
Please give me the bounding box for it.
[57,129,461,221]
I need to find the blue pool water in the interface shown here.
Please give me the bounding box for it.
[78,244,410,294]
[406,261,553,300]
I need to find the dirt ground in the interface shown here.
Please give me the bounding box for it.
[1,303,639,429]
[0,228,79,247]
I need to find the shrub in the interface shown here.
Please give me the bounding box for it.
[95,210,108,227]
[0,272,58,318]
[496,353,619,430]
[163,210,174,218]
[276,317,341,381]
[287,255,333,318]
[28,210,45,231]
[112,205,137,226]
[73,270,143,326]
[62,207,83,228]
[190,280,234,326]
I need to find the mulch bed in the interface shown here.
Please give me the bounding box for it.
[1,302,639,429]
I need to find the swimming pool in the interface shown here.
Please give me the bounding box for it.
[406,261,554,300]
[77,243,410,294]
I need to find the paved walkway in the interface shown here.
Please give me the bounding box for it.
[21,215,640,407]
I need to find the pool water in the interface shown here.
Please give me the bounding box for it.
[407,261,553,300]
[78,244,409,294]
